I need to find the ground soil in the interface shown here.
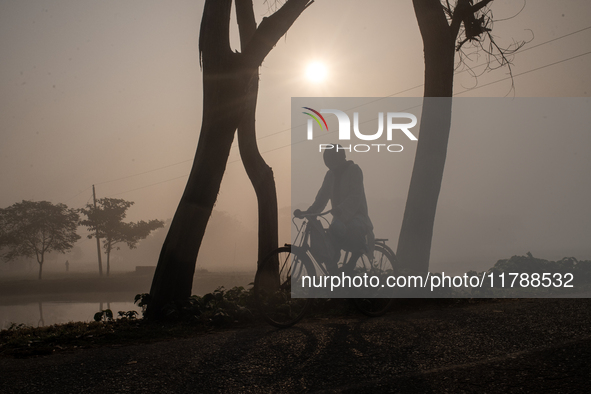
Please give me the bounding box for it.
[1,298,590,393]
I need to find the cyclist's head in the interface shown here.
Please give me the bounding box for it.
[323,144,347,170]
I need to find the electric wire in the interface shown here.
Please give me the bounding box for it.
[455,50,591,95]
[105,48,591,197]
[93,24,591,191]
[89,27,591,198]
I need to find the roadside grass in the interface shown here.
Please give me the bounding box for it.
[0,318,217,358]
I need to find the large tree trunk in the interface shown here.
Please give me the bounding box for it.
[238,79,280,267]
[236,0,279,269]
[396,0,457,275]
[149,0,246,315]
[238,72,281,286]
[148,0,311,318]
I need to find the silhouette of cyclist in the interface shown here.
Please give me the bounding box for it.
[294,145,375,273]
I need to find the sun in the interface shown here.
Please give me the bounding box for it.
[305,62,328,82]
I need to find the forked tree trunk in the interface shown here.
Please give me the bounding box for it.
[35,251,44,280]
[148,0,311,318]
[396,0,461,275]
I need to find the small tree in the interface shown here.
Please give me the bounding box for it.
[0,200,80,279]
[79,198,164,276]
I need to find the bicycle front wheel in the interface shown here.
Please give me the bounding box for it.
[351,243,396,317]
[254,246,314,328]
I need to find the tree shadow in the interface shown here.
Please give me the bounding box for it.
[182,310,439,392]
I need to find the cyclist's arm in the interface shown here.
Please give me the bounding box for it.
[306,171,333,214]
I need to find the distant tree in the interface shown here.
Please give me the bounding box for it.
[0,200,80,279]
[79,198,164,276]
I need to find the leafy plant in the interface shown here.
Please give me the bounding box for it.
[6,323,31,331]
[93,309,113,322]
[146,286,256,326]
[134,293,151,308]
[118,311,138,320]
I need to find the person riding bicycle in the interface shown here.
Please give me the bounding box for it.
[294,145,375,273]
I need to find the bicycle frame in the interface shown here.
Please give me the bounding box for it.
[290,212,371,276]
[255,213,398,327]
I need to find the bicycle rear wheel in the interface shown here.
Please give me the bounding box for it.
[254,246,314,328]
[351,244,396,317]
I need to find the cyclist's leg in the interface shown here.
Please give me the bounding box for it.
[329,217,367,253]
[325,220,345,273]
[329,217,368,275]
[341,251,363,275]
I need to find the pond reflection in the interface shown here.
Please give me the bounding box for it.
[38,302,44,327]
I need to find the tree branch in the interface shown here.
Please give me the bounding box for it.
[199,0,234,69]
[242,0,313,68]
[450,0,495,40]
[472,0,494,14]
[450,0,471,40]
[235,0,257,48]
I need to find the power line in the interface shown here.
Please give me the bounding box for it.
[234,25,591,142]
[95,159,192,186]
[95,25,591,189]
[106,174,188,198]
[519,25,591,55]
[387,24,591,98]
[62,186,92,205]
[98,33,591,198]
[455,50,591,95]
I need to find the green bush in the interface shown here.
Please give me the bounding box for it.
[144,285,256,326]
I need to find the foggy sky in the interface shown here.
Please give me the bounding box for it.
[1,0,591,271]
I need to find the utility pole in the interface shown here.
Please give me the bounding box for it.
[93,185,104,276]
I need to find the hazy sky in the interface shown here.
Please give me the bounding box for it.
[1,0,591,270]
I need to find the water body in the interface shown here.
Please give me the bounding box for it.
[0,271,254,329]
[0,301,142,329]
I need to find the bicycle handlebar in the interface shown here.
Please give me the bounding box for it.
[294,209,332,219]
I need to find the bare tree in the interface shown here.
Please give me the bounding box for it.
[397,0,525,275]
[148,0,313,318]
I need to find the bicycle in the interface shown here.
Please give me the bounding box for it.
[254,211,397,328]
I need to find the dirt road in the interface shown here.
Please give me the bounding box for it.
[2,298,590,393]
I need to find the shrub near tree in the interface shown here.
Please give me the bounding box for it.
[0,200,80,279]
[79,198,164,276]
